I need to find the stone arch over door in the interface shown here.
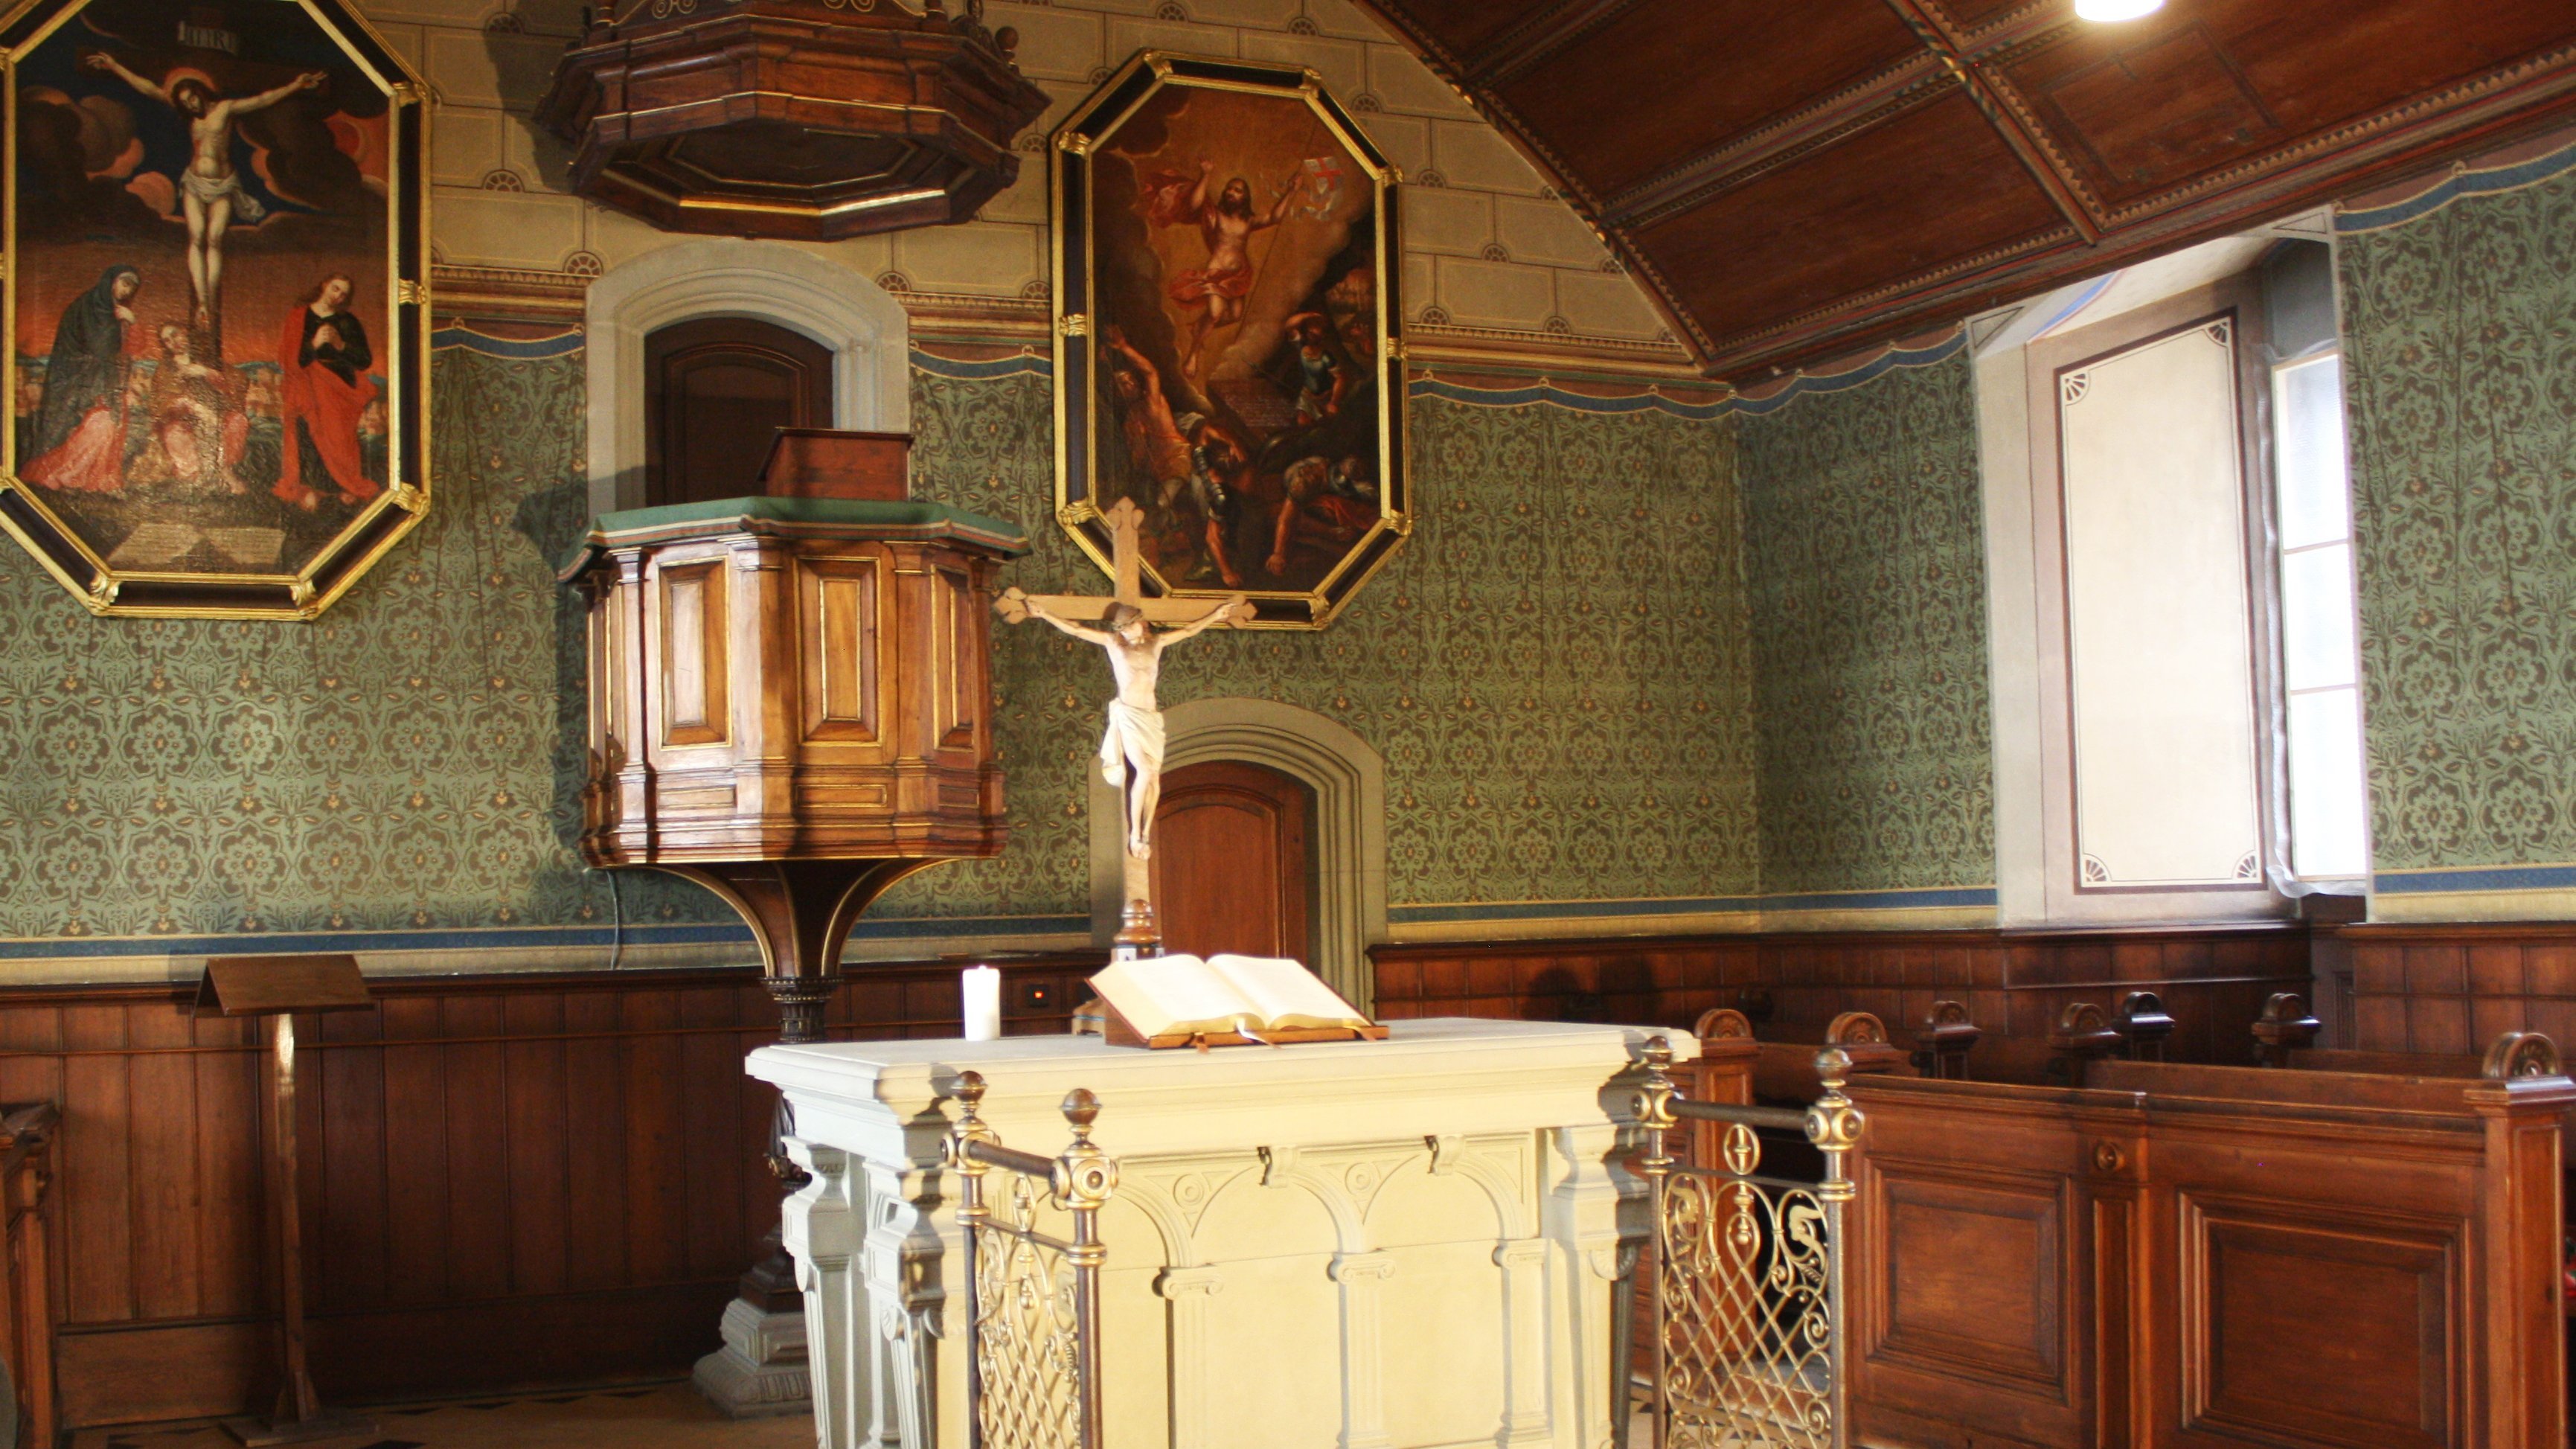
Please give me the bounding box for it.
[583,239,910,516]
[1089,697,1388,1010]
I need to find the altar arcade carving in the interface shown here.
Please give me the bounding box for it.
[1052,52,1408,630]
[1,0,430,618]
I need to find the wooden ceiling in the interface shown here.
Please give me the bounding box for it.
[1356,0,2576,380]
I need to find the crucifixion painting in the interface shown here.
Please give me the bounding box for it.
[1,0,433,618]
[997,497,1250,953]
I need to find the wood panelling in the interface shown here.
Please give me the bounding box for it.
[1358,0,2576,378]
[1371,924,2313,1073]
[2333,921,2576,1055]
[1846,1058,2571,1449]
[0,955,1096,1427]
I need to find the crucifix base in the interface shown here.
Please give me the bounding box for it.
[1112,898,1161,961]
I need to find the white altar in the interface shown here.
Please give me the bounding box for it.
[746,1017,1696,1449]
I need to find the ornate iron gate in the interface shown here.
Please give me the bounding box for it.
[947,1072,1117,1449]
[1631,1039,1862,1449]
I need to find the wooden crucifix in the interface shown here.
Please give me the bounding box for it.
[996,497,1251,957]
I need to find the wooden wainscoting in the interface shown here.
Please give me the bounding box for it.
[1372,925,2316,1070]
[2331,921,2576,1055]
[0,954,1098,1428]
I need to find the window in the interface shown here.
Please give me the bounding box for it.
[1982,232,2365,927]
[2056,315,2264,889]
[2272,350,2368,880]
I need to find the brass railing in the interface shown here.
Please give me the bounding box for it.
[1631,1039,1862,1449]
[946,1072,1118,1449]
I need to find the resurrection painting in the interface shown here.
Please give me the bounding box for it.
[1054,53,1406,628]
[2,0,429,617]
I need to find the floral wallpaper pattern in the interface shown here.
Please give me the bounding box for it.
[2341,168,2576,873]
[880,368,1762,916]
[0,345,717,940]
[1737,355,1996,895]
[0,347,1760,945]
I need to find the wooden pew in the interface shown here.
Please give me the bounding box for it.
[1840,1031,2572,1449]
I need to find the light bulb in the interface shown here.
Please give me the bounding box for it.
[2074,0,2163,19]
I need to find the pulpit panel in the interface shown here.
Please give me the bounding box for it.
[656,557,731,749]
[931,564,977,754]
[794,553,884,747]
[565,499,1023,866]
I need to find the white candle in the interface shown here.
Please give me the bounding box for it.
[962,966,1002,1042]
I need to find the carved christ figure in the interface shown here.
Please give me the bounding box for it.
[1005,593,1248,858]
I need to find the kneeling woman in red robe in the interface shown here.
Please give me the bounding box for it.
[273,274,379,511]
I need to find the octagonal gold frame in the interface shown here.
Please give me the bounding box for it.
[1051,50,1409,630]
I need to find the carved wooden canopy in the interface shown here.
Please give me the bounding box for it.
[534,0,1048,241]
[1356,0,2576,381]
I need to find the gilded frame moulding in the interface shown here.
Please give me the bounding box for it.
[1051,50,1409,630]
[1,0,431,618]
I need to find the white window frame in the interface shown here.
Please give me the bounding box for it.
[1985,272,2298,927]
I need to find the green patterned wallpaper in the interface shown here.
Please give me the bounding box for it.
[2341,168,2576,874]
[0,346,717,941]
[1736,355,1996,896]
[883,368,1761,916]
[0,345,1759,950]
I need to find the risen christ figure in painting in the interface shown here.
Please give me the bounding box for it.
[86,55,328,327]
[1147,161,1294,381]
[1010,595,1246,860]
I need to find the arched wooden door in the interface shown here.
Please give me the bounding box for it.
[644,316,833,505]
[1150,761,1314,964]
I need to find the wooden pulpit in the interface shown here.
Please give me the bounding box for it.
[193,955,374,1446]
[557,493,1030,1040]
[561,485,1029,1415]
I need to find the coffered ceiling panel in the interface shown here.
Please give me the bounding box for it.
[1358,0,2576,380]
[1635,89,2068,343]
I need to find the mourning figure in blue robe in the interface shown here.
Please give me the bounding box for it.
[28,266,143,461]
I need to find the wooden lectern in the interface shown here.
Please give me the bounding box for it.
[193,955,374,1445]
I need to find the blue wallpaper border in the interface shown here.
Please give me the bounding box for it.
[430,325,585,359]
[2336,135,2576,233]
[2373,865,2576,895]
[1731,330,1967,417]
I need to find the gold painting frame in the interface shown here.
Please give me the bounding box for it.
[1052,51,1407,630]
[1,0,430,618]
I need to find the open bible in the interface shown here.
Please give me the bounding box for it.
[1086,954,1385,1049]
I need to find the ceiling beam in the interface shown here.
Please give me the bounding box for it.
[1881,0,2106,241]
[1461,0,1647,89]
[1602,52,1951,228]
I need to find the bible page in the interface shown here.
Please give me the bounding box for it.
[1089,955,1257,1038]
[1205,955,1368,1031]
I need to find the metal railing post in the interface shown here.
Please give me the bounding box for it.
[1805,1048,1864,1449]
[1054,1090,1116,1449]
[1634,1035,1679,1449]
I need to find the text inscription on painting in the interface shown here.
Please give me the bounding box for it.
[3,0,429,616]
